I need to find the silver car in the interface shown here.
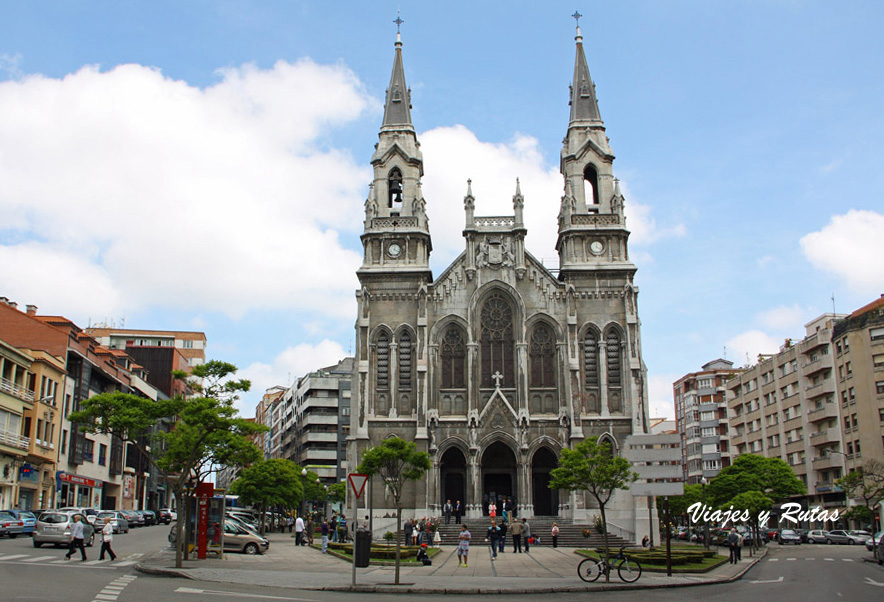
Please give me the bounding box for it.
[806,529,829,543]
[94,511,130,534]
[33,512,95,548]
[825,529,867,545]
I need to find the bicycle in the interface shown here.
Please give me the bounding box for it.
[577,547,642,583]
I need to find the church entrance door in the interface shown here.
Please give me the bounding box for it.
[481,441,517,516]
[532,447,559,516]
[439,447,467,508]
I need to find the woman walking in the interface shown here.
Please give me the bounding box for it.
[457,524,471,568]
[99,520,116,561]
[551,522,559,548]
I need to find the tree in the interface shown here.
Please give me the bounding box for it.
[230,459,303,534]
[726,490,772,554]
[549,437,638,582]
[707,454,804,507]
[68,360,265,568]
[836,460,884,529]
[356,437,430,585]
[660,483,703,527]
[172,359,252,405]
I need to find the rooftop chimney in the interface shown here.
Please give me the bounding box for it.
[26,304,38,316]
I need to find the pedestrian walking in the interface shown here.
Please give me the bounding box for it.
[65,514,87,561]
[551,522,559,548]
[330,515,338,542]
[99,521,116,561]
[320,519,329,553]
[404,518,413,547]
[510,517,523,552]
[498,520,507,553]
[294,515,305,546]
[522,518,531,553]
[457,524,471,567]
[488,501,497,518]
[306,517,314,545]
[486,518,500,560]
[727,529,740,564]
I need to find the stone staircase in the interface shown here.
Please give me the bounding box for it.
[399,517,632,549]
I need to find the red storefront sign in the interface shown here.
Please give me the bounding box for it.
[59,473,99,488]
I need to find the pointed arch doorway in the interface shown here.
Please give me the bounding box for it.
[532,447,560,516]
[440,447,467,508]
[481,441,517,515]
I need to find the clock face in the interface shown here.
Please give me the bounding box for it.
[590,240,605,255]
[388,242,402,257]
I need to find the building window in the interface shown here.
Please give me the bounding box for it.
[583,164,600,205]
[480,293,515,387]
[583,331,599,388]
[398,331,413,390]
[876,381,884,395]
[388,167,403,209]
[376,332,390,391]
[529,323,556,388]
[440,326,466,389]
[874,354,884,369]
[99,444,107,466]
[606,330,622,387]
[871,327,884,342]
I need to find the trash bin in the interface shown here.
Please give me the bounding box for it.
[354,530,371,567]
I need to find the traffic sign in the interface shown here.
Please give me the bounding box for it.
[348,473,369,499]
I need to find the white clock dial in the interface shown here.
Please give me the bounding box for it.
[388,242,402,257]
[590,240,605,255]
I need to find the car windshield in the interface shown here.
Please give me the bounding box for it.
[19,512,35,519]
[781,530,797,535]
[40,513,69,524]
[98,512,115,518]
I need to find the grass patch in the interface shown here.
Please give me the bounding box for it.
[311,542,441,566]
[575,548,729,573]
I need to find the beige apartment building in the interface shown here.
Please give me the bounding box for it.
[831,295,884,467]
[727,313,848,516]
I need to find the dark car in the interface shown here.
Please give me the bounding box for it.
[778,529,802,545]
[157,509,173,525]
[2,510,37,535]
[138,510,157,526]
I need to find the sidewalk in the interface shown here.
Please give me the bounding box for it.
[136,533,766,594]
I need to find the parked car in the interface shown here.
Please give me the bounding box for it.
[157,509,174,525]
[806,529,829,543]
[824,529,868,545]
[227,514,261,535]
[766,528,780,542]
[221,520,270,555]
[2,510,36,535]
[0,511,25,538]
[778,529,802,545]
[120,509,144,527]
[58,507,99,525]
[33,511,95,548]
[742,531,769,545]
[865,532,883,552]
[138,510,157,526]
[847,530,873,544]
[94,511,130,534]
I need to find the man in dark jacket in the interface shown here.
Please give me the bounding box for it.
[498,521,508,553]
[486,519,500,560]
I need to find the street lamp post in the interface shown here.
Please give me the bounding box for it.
[301,468,308,518]
[701,477,709,549]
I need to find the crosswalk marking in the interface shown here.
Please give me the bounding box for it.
[842,558,853,562]
[768,558,779,561]
[22,556,57,562]
[0,554,30,561]
[786,558,796,561]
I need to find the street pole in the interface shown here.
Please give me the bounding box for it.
[301,468,307,521]
[648,495,654,547]
[701,477,709,549]
[665,496,672,577]
[351,484,358,587]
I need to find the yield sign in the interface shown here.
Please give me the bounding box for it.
[348,473,369,499]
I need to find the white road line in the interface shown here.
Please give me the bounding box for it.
[768,558,779,562]
[786,558,796,561]
[750,576,784,584]
[842,558,854,562]
[94,595,118,601]
[84,560,106,565]
[174,587,317,601]
[113,560,136,567]
[0,555,30,561]
[824,558,835,561]
[22,556,57,562]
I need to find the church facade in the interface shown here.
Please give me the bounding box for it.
[349,26,651,533]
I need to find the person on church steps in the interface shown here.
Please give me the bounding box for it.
[522,517,532,553]
[443,499,453,524]
[454,500,462,524]
[510,517,523,553]
[551,522,559,548]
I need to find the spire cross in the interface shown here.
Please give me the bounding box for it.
[492,371,504,389]
[394,11,404,33]
[572,10,582,28]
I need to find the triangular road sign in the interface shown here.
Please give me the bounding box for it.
[348,473,369,499]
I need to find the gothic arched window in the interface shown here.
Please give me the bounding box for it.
[398,330,412,391]
[376,331,390,391]
[583,331,599,389]
[606,330,621,388]
[480,292,515,388]
[388,167,403,209]
[529,323,556,388]
[584,164,599,205]
[440,326,466,389]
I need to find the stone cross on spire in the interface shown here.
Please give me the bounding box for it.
[572,10,582,27]
[394,11,404,34]
[492,371,504,389]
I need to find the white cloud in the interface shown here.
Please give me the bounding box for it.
[238,339,349,415]
[725,330,782,367]
[756,304,810,332]
[0,60,377,320]
[648,373,677,420]
[0,53,22,79]
[800,210,884,295]
[620,195,687,245]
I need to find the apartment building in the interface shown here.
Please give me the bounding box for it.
[727,313,847,514]
[674,359,740,484]
[0,338,38,509]
[831,295,884,466]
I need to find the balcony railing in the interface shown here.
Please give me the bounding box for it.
[0,377,35,402]
[0,428,30,450]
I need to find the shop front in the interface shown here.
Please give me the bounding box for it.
[56,471,103,508]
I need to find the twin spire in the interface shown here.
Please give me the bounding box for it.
[381,28,413,129]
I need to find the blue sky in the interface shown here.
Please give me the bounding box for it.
[1,1,882,419]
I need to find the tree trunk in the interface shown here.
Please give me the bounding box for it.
[395,500,402,585]
[600,503,611,583]
[174,482,185,568]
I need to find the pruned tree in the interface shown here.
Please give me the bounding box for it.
[836,460,884,529]
[230,459,303,534]
[707,454,804,507]
[356,437,430,585]
[726,490,773,554]
[549,436,638,582]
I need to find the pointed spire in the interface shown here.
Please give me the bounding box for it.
[464,179,475,227]
[382,17,413,129]
[513,178,524,227]
[569,14,602,125]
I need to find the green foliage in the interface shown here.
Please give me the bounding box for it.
[68,392,181,444]
[356,437,431,506]
[327,482,346,503]
[548,437,638,505]
[836,460,884,518]
[662,484,704,523]
[707,455,804,506]
[230,459,303,511]
[175,359,251,405]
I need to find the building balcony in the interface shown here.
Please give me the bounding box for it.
[302,432,338,443]
[805,380,835,399]
[813,481,844,494]
[809,429,841,446]
[811,455,842,470]
[807,403,839,421]
[0,377,35,403]
[784,439,804,454]
[0,427,30,450]
[301,414,338,426]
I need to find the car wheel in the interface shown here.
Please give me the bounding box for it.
[243,543,259,555]
[826,538,833,544]
[33,540,42,548]
[848,539,855,545]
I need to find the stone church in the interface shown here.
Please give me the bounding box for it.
[349,25,651,533]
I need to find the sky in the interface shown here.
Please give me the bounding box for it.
[1,1,883,420]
